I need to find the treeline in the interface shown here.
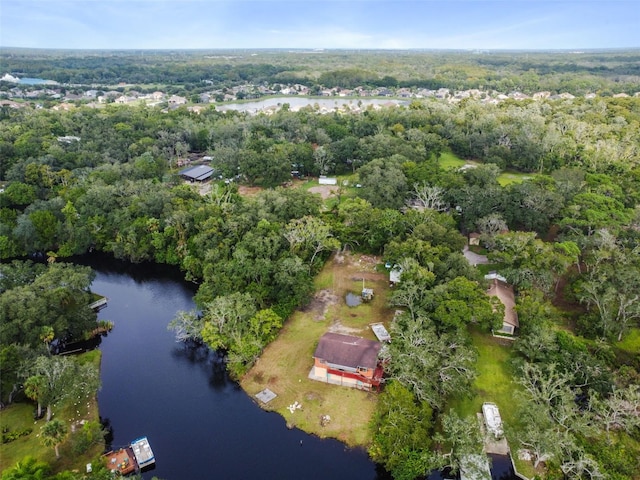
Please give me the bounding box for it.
[2,49,640,95]
[2,96,639,180]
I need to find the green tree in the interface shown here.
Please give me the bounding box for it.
[0,456,51,480]
[369,381,434,478]
[357,155,408,210]
[26,355,99,422]
[284,215,340,268]
[385,313,476,408]
[40,419,68,459]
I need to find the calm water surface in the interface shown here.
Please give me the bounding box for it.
[85,257,382,480]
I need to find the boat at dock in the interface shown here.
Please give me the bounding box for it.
[131,436,155,469]
[103,436,155,475]
[482,402,504,439]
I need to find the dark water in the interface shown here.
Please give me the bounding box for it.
[84,257,383,480]
[488,453,517,480]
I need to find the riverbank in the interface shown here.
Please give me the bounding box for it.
[0,350,103,473]
[240,251,395,447]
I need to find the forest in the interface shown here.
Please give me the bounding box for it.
[1,50,639,480]
[2,48,640,96]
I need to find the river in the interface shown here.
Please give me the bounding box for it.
[85,256,384,480]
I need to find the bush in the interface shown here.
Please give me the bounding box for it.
[1,426,33,444]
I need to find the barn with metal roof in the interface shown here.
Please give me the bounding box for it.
[179,165,214,182]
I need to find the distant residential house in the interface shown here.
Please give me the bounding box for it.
[309,333,384,391]
[485,273,519,335]
[168,95,187,106]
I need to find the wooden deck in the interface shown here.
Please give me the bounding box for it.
[89,296,108,311]
[104,447,137,475]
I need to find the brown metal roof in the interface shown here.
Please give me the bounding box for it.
[313,333,381,370]
[486,279,519,327]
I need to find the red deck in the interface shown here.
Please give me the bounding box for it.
[103,447,137,475]
[326,364,384,390]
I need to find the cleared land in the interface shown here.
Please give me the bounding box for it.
[438,151,535,186]
[240,251,395,447]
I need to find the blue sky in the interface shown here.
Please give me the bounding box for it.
[1,0,638,50]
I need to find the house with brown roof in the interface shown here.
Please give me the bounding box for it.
[309,332,384,391]
[485,273,519,335]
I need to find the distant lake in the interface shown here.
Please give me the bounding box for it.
[215,96,407,114]
[19,77,58,85]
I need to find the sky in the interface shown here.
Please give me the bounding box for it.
[1,0,638,50]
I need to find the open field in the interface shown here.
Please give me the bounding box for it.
[0,350,104,474]
[438,151,536,186]
[240,251,395,447]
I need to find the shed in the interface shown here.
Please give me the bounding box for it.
[389,265,403,286]
[309,333,383,391]
[318,176,337,185]
[179,165,214,182]
[370,323,391,343]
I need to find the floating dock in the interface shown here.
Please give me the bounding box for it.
[131,436,155,469]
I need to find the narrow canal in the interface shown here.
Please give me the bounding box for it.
[85,257,384,480]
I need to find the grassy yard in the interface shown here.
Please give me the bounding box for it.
[497,171,536,186]
[240,251,395,447]
[448,329,537,478]
[438,151,470,170]
[617,328,640,355]
[0,350,104,474]
[438,151,537,186]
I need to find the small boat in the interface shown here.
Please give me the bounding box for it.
[131,436,155,469]
[482,402,504,438]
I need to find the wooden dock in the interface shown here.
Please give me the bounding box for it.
[103,447,137,475]
[89,297,108,311]
[477,413,510,455]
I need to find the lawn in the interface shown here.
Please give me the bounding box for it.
[438,150,470,170]
[617,328,640,355]
[497,171,536,186]
[447,329,536,478]
[437,151,537,186]
[240,251,395,447]
[0,350,104,474]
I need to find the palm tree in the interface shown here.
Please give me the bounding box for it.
[0,456,51,480]
[40,419,68,459]
[24,375,46,419]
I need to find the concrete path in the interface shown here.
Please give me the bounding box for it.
[463,244,489,266]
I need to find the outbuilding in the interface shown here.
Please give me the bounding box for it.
[179,165,214,182]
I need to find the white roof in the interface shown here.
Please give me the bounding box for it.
[482,402,503,437]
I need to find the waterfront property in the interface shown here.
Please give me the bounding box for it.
[103,436,155,474]
[309,332,384,391]
[103,447,137,475]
